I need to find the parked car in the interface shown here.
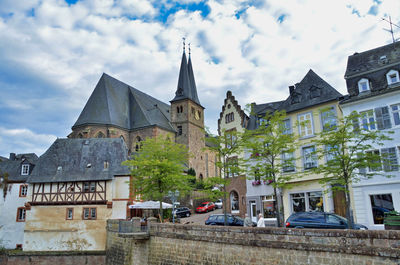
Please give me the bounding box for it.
[214,199,223,209]
[173,207,191,218]
[285,212,368,230]
[205,214,256,226]
[195,202,215,213]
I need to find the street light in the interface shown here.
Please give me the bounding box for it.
[168,190,180,224]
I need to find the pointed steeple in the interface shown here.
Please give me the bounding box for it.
[171,43,202,107]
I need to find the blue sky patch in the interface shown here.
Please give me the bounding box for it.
[277,14,286,23]
[368,5,379,16]
[154,1,210,23]
[65,0,79,5]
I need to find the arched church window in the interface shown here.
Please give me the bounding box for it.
[180,106,183,113]
[135,136,142,152]
[78,133,83,138]
[177,106,180,113]
[97,132,105,138]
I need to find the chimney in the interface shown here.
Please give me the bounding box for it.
[9,153,16,161]
[289,86,295,95]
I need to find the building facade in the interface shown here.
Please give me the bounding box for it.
[0,153,37,249]
[341,42,400,229]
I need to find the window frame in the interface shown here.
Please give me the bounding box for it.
[302,145,317,170]
[289,190,325,214]
[366,149,382,172]
[359,109,376,131]
[298,112,314,138]
[282,118,292,135]
[19,185,28,197]
[358,78,370,93]
[66,208,74,220]
[16,207,26,222]
[320,106,337,131]
[390,103,400,126]
[21,164,30,175]
[386,69,400,85]
[281,152,295,172]
[82,207,97,220]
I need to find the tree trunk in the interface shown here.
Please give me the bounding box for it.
[159,200,163,223]
[223,156,228,226]
[344,183,354,229]
[273,185,281,227]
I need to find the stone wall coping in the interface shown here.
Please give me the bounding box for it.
[5,251,106,257]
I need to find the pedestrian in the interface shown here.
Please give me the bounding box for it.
[257,213,265,227]
[243,213,253,227]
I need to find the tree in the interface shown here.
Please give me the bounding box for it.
[312,110,393,228]
[205,129,244,226]
[123,136,193,222]
[242,110,297,227]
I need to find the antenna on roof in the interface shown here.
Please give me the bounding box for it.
[182,37,186,53]
[382,16,400,44]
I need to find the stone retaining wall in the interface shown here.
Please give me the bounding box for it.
[106,220,400,265]
[0,251,105,265]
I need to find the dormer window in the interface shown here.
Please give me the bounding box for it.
[21,164,30,175]
[386,70,399,85]
[358,78,370,93]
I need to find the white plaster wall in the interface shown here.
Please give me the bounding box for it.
[0,183,27,249]
[341,90,400,229]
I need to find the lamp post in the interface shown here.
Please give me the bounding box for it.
[168,190,180,223]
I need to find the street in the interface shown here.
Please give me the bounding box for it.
[178,208,223,225]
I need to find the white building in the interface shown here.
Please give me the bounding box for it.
[0,153,37,249]
[341,42,400,230]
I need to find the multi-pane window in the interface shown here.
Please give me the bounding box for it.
[321,107,337,131]
[360,110,376,131]
[21,164,29,175]
[225,112,234,123]
[290,191,324,213]
[325,145,338,163]
[282,152,295,172]
[83,182,90,192]
[358,78,370,93]
[66,208,73,220]
[375,106,392,130]
[298,112,313,137]
[302,146,317,169]
[370,194,394,224]
[391,104,400,126]
[366,150,382,172]
[19,185,28,197]
[386,70,399,85]
[282,119,291,134]
[90,182,96,192]
[381,147,398,172]
[16,207,26,222]
[262,195,276,219]
[177,126,183,135]
[83,208,96,220]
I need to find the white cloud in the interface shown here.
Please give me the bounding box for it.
[0,0,399,155]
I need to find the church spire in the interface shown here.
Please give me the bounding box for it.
[171,40,202,107]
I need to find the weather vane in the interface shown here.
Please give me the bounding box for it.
[382,16,400,44]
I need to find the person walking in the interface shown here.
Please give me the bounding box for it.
[257,213,265,227]
[243,213,253,227]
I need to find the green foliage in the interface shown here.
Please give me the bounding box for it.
[187,168,196,176]
[312,110,393,227]
[242,110,298,227]
[122,136,193,222]
[243,110,298,188]
[0,170,9,199]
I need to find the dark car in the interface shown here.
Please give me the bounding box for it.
[205,214,256,226]
[285,212,368,230]
[173,207,191,218]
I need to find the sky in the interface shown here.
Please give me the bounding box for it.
[0,0,399,158]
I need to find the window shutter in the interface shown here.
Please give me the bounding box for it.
[352,118,360,133]
[375,107,392,130]
[357,153,366,174]
[382,147,398,172]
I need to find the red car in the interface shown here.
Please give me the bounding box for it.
[196,202,215,213]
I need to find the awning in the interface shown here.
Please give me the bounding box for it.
[128,200,173,209]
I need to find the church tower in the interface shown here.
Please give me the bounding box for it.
[170,44,206,180]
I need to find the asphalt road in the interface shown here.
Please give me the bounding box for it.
[178,208,223,225]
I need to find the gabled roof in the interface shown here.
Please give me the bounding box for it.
[0,153,38,182]
[246,101,284,130]
[72,73,175,132]
[28,138,130,183]
[278,69,342,113]
[171,52,203,108]
[345,42,400,78]
[218,91,250,134]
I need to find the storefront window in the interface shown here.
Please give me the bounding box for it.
[370,194,394,224]
[263,195,277,218]
[291,191,324,213]
[230,191,239,213]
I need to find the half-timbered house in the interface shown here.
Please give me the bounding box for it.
[24,138,130,251]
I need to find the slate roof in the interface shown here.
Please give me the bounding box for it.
[278,69,342,114]
[342,42,400,104]
[0,153,38,182]
[72,73,175,132]
[171,52,203,107]
[246,69,342,130]
[345,42,400,78]
[27,138,130,183]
